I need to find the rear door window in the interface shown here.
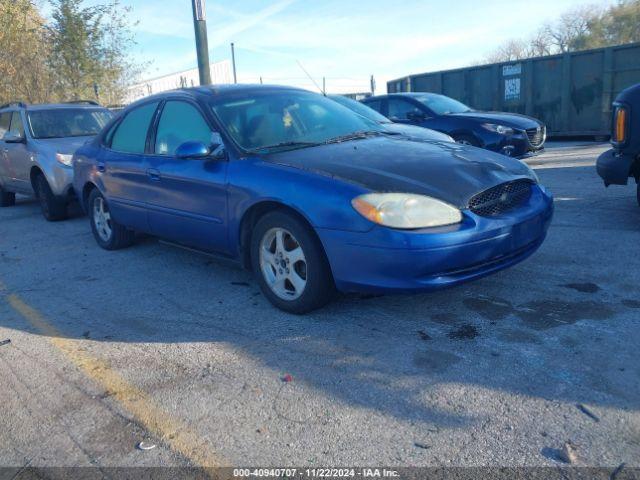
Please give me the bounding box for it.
[387,98,423,121]
[110,102,159,154]
[0,112,12,139]
[154,101,212,155]
[363,99,382,114]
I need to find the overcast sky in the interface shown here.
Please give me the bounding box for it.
[83,0,614,93]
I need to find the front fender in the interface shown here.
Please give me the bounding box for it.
[227,158,375,250]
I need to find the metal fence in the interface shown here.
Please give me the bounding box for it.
[387,43,640,137]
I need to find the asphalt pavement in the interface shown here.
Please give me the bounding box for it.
[0,142,638,473]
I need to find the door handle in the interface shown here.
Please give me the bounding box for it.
[147,168,161,181]
[97,163,105,172]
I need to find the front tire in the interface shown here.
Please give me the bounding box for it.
[88,189,134,250]
[251,211,335,314]
[453,134,480,147]
[35,174,67,221]
[0,185,15,207]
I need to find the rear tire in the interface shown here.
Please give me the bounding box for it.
[453,134,480,147]
[251,211,335,314]
[88,189,134,250]
[0,185,15,207]
[35,174,67,221]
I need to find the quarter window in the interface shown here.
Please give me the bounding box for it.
[9,112,25,138]
[387,98,423,121]
[110,102,159,154]
[154,101,212,155]
[0,112,11,139]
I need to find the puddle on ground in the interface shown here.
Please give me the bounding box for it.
[516,300,614,330]
[447,324,479,340]
[463,297,513,321]
[429,312,459,325]
[622,299,640,309]
[413,350,462,373]
[561,282,601,294]
[498,328,541,344]
[463,295,615,331]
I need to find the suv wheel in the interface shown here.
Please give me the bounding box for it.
[0,185,15,207]
[88,189,134,250]
[35,174,67,221]
[251,211,335,314]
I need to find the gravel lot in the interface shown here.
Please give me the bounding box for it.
[0,142,638,472]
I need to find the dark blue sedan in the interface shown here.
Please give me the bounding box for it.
[73,85,553,313]
[362,93,546,158]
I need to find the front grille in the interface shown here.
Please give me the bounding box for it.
[469,180,533,216]
[526,126,545,147]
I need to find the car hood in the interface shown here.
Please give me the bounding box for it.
[264,136,537,208]
[449,111,542,129]
[381,122,454,142]
[32,136,94,155]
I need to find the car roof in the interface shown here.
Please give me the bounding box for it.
[0,102,107,113]
[365,92,441,100]
[125,84,311,108]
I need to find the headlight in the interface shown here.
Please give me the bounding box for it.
[482,123,514,135]
[55,153,73,166]
[352,193,462,229]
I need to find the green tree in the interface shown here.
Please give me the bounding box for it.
[47,0,140,104]
[0,0,53,103]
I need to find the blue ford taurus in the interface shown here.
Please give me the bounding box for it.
[73,85,553,313]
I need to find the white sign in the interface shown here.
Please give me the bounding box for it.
[502,64,522,77]
[504,77,521,101]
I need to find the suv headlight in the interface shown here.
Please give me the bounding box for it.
[56,153,73,167]
[352,193,462,229]
[482,123,514,135]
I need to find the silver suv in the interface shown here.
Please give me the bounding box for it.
[0,101,112,220]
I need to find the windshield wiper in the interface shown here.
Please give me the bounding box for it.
[323,130,381,145]
[247,141,321,153]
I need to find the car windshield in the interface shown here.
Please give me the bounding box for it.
[211,90,384,153]
[414,94,472,115]
[27,108,112,139]
[329,95,389,124]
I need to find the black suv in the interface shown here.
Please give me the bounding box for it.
[597,83,640,206]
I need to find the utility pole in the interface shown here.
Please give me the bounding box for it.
[231,43,237,84]
[191,0,211,85]
[322,77,326,95]
[370,75,376,95]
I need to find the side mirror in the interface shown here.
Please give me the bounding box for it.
[176,141,210,159]
[4,133,25,144]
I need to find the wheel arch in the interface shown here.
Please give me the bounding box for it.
[29,166,45,193]
[237,200,327,272]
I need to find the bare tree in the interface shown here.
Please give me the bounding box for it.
[479,0,640,64]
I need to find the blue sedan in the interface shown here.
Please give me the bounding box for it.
[362,93,546,158]
[73,85,553,313]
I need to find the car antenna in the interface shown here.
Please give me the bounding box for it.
[296,60,325,96]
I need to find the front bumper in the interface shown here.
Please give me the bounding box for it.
[46,164,75,198]
[317,185,554,294]
[483,130,545,158]
[596,148,635,186]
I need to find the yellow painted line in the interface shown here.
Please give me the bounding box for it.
[4,290,227,469]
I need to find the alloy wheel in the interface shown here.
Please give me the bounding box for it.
[93,197,113,242]
[259,227,307,301]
